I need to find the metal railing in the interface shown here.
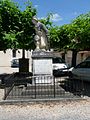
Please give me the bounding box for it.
[4,75,84,100]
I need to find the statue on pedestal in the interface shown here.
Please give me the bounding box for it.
[32,18,49,50]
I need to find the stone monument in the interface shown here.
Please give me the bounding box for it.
[32,18,53,83]
[32,17,49,50]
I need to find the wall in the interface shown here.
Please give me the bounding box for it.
[0,49,90,70]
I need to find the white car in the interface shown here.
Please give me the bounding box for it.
[52,57,69,76]
[11,58,19,67]
[69,60,90,81]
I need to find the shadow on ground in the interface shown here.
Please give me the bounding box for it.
[0,72,33,87]
[0,73,90,99]
[59,78,90,97]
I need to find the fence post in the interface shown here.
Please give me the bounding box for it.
[34,77,36,99]
[3,84,14,100]
[53,76,55,98]
[81,79,84,97]
[3,88,6,100]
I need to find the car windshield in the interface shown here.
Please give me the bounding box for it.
[75,61,90,68]
[85,56,90,61]
[12,59,18,63]
[53,57,65,63]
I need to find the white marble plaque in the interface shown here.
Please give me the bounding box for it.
[33,59,52,75]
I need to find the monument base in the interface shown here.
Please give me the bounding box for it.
[32,50,53,76]
[32,50,53,84]
[32,75,53,84]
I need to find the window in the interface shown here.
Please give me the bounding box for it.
[53,57,65,63]
[76,61,90,68]
[12,49,16,57]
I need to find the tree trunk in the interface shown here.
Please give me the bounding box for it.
[61,53,65,61]
[22,48,25,58]
[71,50,77,67]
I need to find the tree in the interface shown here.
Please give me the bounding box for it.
[49,24,70,55]
[0,0,37,72]
[16,1,36,58]
[0,0,36,57]
[0,0,21,51]
[39,13,53,29]
[49,12,90,66]
[67,12,90,66]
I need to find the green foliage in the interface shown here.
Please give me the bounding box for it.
[0,0,21,50]
[0,0,90,53]
[0,0,36,51]
[67,12,90,51]
[39,13,53,29]
[49,11,90,52]
[0,0,21,32]
[16,2,36,50]
[49,24,70,51]
[49,26,60,50]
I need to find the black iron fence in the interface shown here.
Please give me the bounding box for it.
[3,75,84,100]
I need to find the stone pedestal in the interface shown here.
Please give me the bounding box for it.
[32,50,53,84]
[32,50,53,76]
[19,58,29,73]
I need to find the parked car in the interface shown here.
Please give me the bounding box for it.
[11,58,19,67]
[69,60,90,81]
[52,57,70,77]
[84,56,90,61]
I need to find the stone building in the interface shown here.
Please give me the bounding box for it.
[0,49,90,70]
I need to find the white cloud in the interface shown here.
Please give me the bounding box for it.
[38,13,62,23]
[34,5,38,8]
[73,12,78,16]
[38,17,45,20]
[50,13,63,22]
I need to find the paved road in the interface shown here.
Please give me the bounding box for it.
[0,100,90,120]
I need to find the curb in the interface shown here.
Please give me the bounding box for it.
[0,97,88,105]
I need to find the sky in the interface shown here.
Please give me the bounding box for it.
[14,0,90,26]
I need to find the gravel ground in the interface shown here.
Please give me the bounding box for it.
[0,99,90,120]
[0,67,90,120]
